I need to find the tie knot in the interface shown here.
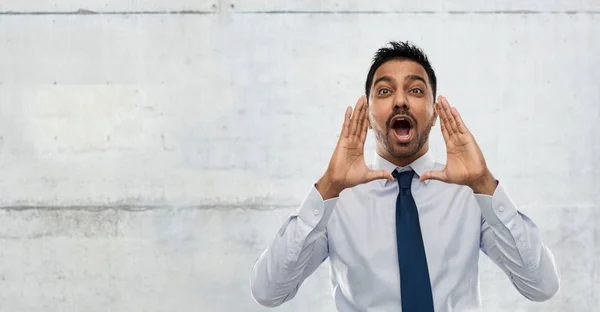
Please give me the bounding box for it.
[393,169,415,189]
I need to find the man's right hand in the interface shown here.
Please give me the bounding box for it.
[316,96,395,200]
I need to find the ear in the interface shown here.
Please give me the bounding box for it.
[432,101,439,127]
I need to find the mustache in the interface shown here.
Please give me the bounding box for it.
[385,110,418,129]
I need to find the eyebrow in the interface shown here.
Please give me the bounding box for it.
[373,75,393,86]
[373,74,428,87]
[405,74,427,85]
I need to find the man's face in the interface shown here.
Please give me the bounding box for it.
[368,59,437,160]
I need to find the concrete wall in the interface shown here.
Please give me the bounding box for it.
[0,1,598,311]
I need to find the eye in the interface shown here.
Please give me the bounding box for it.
[378,88,391,95]
[409,88,424,94]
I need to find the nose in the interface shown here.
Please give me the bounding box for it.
[393,92,409,112]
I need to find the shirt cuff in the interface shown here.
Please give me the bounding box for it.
[295,185,338,230]
[474,182,518,227]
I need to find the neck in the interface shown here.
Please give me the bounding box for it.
[376,142,429,167]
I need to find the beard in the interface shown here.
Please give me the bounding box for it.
[372,110,435,159]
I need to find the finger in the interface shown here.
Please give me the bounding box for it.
[355,97,367,136]
[419,170,448,183]
[450,106,469,134]
[436,104,450,143]
[360,96,369,143]
[437,98,453,138]
[349,97,364,136]
[359,97,370,143]
[340,106,352,139]
[442,97,459,134]
[366,169,395,183]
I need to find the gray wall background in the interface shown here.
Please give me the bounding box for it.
[0,0,599,311]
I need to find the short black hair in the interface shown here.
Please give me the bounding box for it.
[365,41,437,102]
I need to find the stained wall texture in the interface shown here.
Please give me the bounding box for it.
[0,1,599,311]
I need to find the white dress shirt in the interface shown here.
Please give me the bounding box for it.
[250,150,560,312]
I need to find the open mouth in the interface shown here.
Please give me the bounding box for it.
[391,117,414,143]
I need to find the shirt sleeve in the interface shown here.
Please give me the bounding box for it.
[477,183,561,302]
[249,185,338,307]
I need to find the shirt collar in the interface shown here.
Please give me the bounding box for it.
[372,149,437,186]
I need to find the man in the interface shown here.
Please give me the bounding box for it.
[250,41,560,311]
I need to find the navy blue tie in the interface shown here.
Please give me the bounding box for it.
[393,169,435,312]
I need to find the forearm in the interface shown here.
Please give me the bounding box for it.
[250,186,336,307]
[478,184,560,301]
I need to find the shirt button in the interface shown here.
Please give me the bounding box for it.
[498,205,505,212]
[313,209,320,216]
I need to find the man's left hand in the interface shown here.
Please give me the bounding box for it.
[420,96,497,195]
